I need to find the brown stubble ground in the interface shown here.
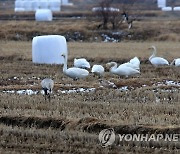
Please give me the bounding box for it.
[1,17,180,42]
[0,41,180,153]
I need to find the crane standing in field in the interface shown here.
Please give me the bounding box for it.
[121,12,134,30]
[41,78,54,102]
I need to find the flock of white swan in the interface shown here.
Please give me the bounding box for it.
[41,45,180,101]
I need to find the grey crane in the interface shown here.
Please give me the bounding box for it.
[41,78,54,102]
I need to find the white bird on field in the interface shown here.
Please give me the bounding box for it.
[106,62,140,78]
[148,46,169,66]
[61,54,89,80]
[74,58,90,69]
[119,57,140,70]
[130,56,140,68]
[120,62,139,70]
[91,64,104,77]
[170,58,180,66]
[41,78,54,102]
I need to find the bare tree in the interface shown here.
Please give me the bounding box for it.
[109,8,121,30]
[100,0,111,29]
[93,0,136,30]
[93,0,116,29]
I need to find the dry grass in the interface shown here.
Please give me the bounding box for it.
[1,17,180,42]
[1,41,180,60]
[0,41,180,153]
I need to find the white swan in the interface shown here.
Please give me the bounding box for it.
[74,58,90,69]
[61,54,89,80]
[149,46,169,66]
[118,57,140,70]
[170,58,180,66]
[120,62,139,70]
[130,57,140,68]
[106,62,140,78]
[91,64,104,77]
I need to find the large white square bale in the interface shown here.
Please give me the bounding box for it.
[32,35,67,64]
[35,9,53,21]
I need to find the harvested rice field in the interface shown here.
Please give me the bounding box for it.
[0,41,180,153]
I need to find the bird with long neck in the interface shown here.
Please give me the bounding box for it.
[170,58,180,66]
[107,62,119,75]
[62,54,68,73]
[170,59,176,66]
[149,46,157,61]
[61,53,89,80]
[106,62,140,78]
[148,46,169,66]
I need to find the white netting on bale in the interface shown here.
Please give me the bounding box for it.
[35,9,53,21]
[32,35,67,64]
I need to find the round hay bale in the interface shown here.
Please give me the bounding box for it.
[173,7,180,11]
[162,7,172,11]
[35,9,53,21]
[32,35,67,64]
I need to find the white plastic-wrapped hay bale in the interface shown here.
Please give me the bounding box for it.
[15,8,25,12]
[32,35,67,64]
[61,0,73,6]
[173,7,180,11]
[61,0,68,5]
[35,9,53,21]
[49,0,61,11]
[23,1,33,11]
[32,1,40,11]
[39,0,49,9]
[162,7,172,11]
[15,0,23,8]
[157,0,166,8]
[15,0,25,12]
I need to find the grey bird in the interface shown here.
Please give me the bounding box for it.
[41,78,54,102]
